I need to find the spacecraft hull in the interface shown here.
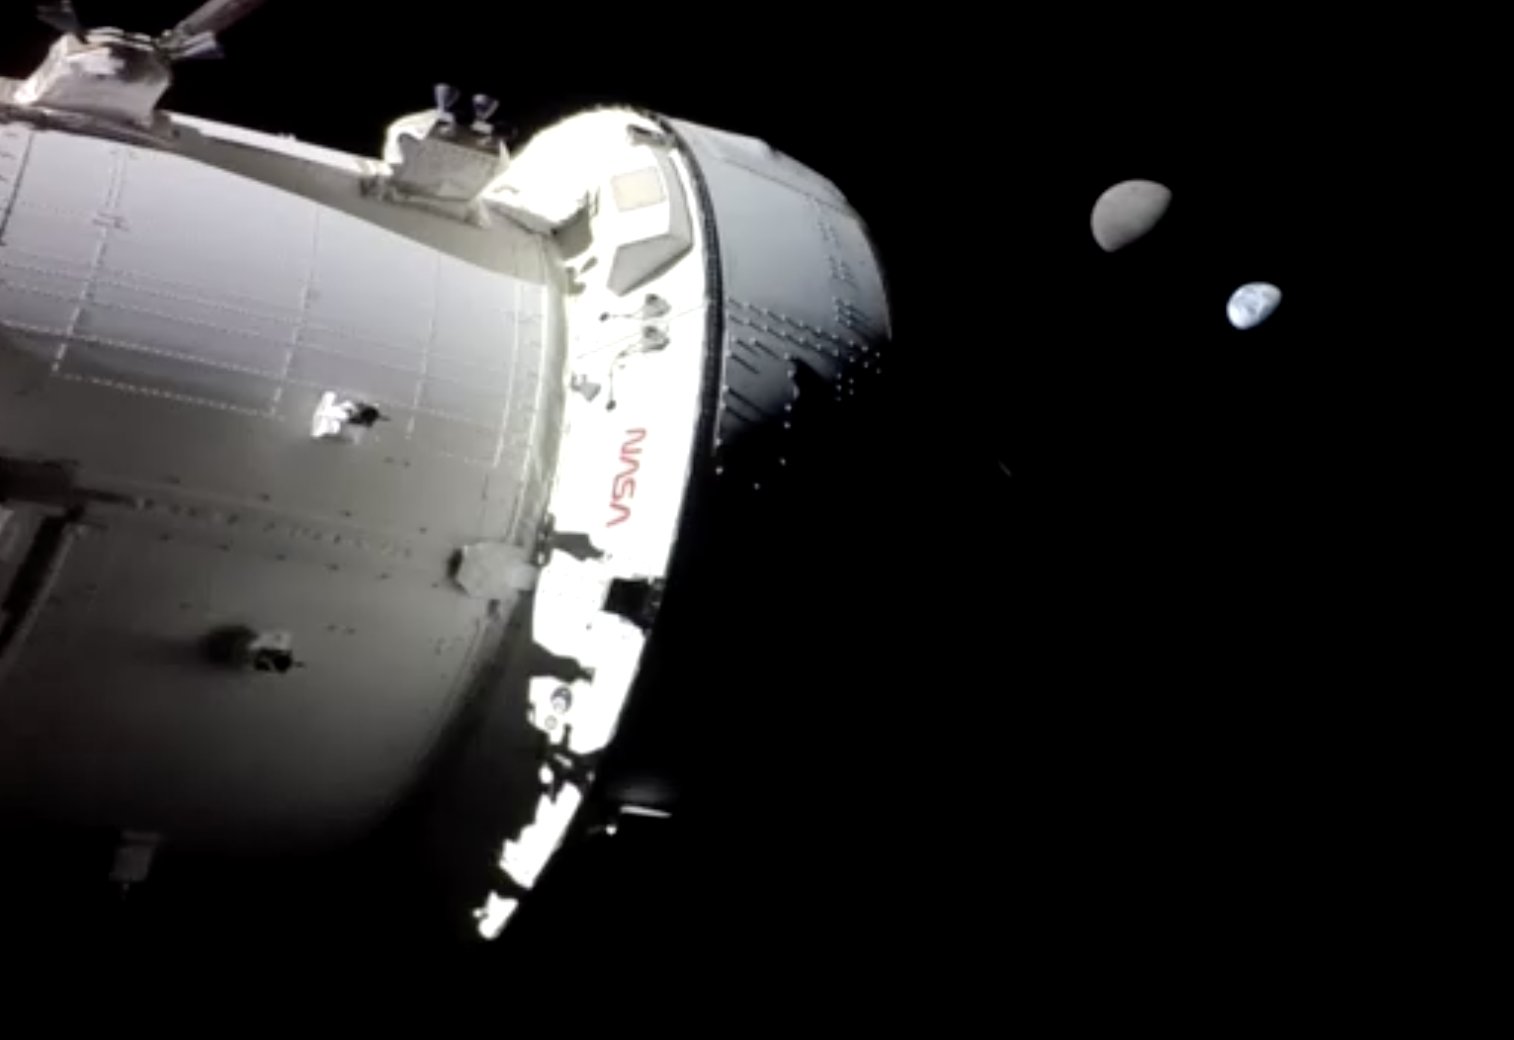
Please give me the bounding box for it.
[0,38,890,939]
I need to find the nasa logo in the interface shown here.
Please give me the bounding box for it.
[607,428,646,527]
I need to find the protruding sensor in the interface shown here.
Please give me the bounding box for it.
[36,1,84,38]
[472,93,499,125]
[434,82,460,122]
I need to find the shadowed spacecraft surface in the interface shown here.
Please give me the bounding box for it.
[0,0,889,943]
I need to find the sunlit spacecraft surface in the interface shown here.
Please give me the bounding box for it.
[0,1,889,940]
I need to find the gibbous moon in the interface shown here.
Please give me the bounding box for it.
[1090,179,1172,252]
[1226,282,1281,330]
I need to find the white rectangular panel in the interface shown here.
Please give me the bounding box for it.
[89,281,301,344]
[421,376,508,427]
[76,302,290,374]
[0,207,102,266]
[0,281,78,330]
[17,131,116,211]
[286,346,420,405]
[308,214,434,345]
[60,340,281,412]
[412,412,500,464]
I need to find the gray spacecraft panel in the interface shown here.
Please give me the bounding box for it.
[0,123,565,849]
[667,121,890,468]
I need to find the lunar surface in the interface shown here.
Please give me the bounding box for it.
[1090,179,1172,252]
[1226,282,1282,329]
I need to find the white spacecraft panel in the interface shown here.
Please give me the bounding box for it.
[170,112,377,178]
[465,111,715,926]
[0,124,554,473]
[604,147,693,296]
[0,122,565,849]
[532,115,711,578]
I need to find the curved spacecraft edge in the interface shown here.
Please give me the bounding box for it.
[0,12,890,942]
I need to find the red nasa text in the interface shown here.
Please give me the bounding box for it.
[607,428,646,527]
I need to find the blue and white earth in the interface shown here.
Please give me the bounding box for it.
[1226,282,1281,330]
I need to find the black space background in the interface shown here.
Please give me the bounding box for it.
[0,2,1396,996]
